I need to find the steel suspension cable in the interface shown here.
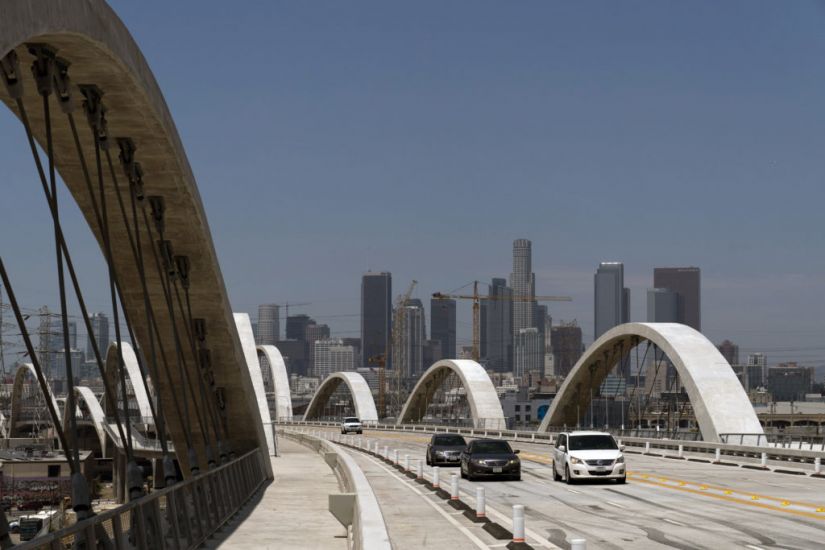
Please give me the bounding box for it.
[101,146,166,445]
[0,259,74,466]
[81,89,136,463]
[177,279,228,450]
[1,53,130,453]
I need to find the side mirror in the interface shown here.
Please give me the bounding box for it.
[514,449,520,455]
[558,445,566,453]
[619,445,625,452]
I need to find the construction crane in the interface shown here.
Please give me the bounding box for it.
[432,281,572,362]
[369,279,417,419]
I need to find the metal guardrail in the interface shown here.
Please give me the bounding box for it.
[281,429,392,550]
[16,448,267,549]
[280,420,825,466]
[720,432,825,451]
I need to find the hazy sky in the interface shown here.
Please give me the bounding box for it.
[1,1,825,367]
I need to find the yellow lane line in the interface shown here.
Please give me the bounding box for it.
[630,476,825,521]
[628,471,825,510]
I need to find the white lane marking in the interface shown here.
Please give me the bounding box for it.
[745,546,765,550]
[606,501,626,509]
[663,518,684,527]
[567,488,582,494]
[359,453,491,550]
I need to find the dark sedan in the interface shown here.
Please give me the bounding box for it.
[426,434,467,466]
[460,439,521,481]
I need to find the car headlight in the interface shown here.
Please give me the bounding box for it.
[569,457,583,465]
[616,455,624,464]
[471,458,486,465]
[508,458,520,465]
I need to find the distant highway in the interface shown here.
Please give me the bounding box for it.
[339,429,825,549]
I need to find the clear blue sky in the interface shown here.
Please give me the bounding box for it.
[2,1,825,366]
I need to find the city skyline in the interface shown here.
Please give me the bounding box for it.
[1,1,824,369]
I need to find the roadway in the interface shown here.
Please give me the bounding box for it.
[325,429,825,549]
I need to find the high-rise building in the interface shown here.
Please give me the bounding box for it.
[423,339,443,371]
[313,339,357,379]
[653,267,701,331]
[646,288,679,322]
[717,340,739,366]
[85,312,110,362]
[401,299,426,378]
[286,314,312,341]
[361,272,392,368]
[277,339,309,376]
[306,322,331,374]
[481,278,512,372]
[594,262,627,339]
[510,239,535,333]
[550,321,583,379]
[768,364,812,401]
[256,304,280,345]
[53,348,83,385]
[511,240,541,375]
[514,328,542,382]
[747,353,767,389]
[430,298,456,360]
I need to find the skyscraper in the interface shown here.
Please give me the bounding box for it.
[306,322,331,375]
[653,267,701,331]
[550,321,583,379]
[286,314,312,341]
[85,312,110,361]
[717,340,739,366]
[256,304,280,345]
[401,299,426,378]
[646,288,679,322]
[594,262,627,339]
[313,338,357,379]
[361,272,392,368]
[511,239,541,375]
[481,278,513,372]
[514,328,541,381]
[430,298,456,360]
[510,239,535,333]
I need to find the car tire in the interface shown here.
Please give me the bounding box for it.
[565,465,573,485]
[426,455,431,466]
[552,463,562,482]
[460,467,467,479]
[617,476,627,484]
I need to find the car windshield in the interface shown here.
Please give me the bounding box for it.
[568,435,617,451]
[344,417,360,423]
[471,440,512,454]
[433,435,465,446]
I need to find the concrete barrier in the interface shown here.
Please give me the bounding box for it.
[282,430,392,550]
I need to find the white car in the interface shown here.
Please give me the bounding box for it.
[340,416,363,434]
[552,431,626,484]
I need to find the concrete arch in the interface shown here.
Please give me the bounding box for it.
[235,314,276,456]
[538,323,764,442]
[304,372,379,424]
[398,360,506,430]
[63,386,107,457]
[1,0,270,472]
[257,345,293,422]
[10,363,61,437]
[104,342,155,423]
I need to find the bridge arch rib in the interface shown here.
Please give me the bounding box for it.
[0,0,271,473]
[304,372,378,424]
[10,363,61,438]
[62,386,107,457]
[398,360,506,429]
[257,345,293,422]
[104,342,155,423]
[538,323,764,442]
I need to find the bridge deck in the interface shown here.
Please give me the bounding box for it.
[205,438,346,549]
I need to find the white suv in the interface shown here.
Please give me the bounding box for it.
[340,417,363,434]
[552,431,626,484]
